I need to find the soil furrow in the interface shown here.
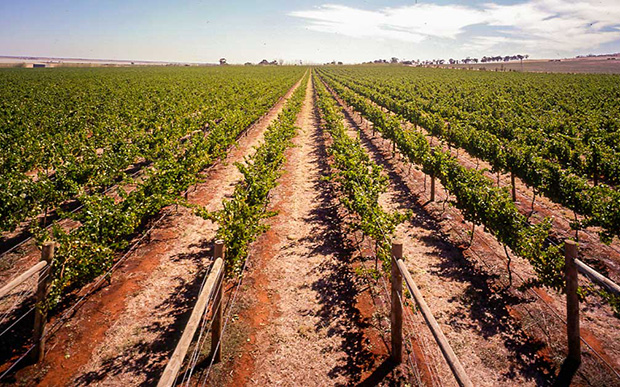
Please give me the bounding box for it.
[208,75,403,386]
[9,76,305,387]
[324,78,620,386]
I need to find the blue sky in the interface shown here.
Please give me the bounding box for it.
[1,0,619,63]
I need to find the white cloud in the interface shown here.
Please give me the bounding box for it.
[291,5,426,42]
[290,0,620,55]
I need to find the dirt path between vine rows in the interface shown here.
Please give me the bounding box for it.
[323,77,620,386]
[202,76,410,386]
[8,76,305,386]
[320,75,620,286]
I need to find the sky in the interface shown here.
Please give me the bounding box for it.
[1,0,619,64]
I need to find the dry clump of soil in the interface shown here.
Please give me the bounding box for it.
[8,77,304,386]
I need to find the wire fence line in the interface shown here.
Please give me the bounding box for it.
[350,233,429,385]
[178,265,226,386]
[340,87,620,382]
[198,250,252,386]
[0,265,51,328]
[0,84,307,384]
[326,84,620,385]
[0,212,168,382]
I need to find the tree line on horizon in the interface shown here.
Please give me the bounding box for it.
[358,54,529,66]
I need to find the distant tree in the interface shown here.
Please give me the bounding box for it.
[219,58,227,65]
[337,61,343,65]
[277,59,284,66]
[244,62,253,66]
[391,57,399,64]
[259,59,269,65]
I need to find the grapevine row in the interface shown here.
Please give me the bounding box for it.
[315,74,404,269]
[322,67,620,187]
[319,72,620,313]
[319,69,620,244]
[36,69,305,308]
[198,72,309,274]
[0,67,301,234]
[315,72,568,293]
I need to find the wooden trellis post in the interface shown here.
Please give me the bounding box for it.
[565,240,581,365]
[390,242,403,363]
[212,240,225,363]
[31,241,54,363]
[510,172,516,202]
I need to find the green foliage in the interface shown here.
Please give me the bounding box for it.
[0,66,304,233]
[200,72,309,275]
[317,70,566,293]
[320,67,620,244]
[315,76,404,271]
[11,66,306,309]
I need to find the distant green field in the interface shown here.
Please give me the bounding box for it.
[319,65,620,243]
[0,66,304,306]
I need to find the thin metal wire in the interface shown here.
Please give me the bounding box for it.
[0,343,35,380]
[319,92,427,384]
[0,266,52,340]
[179,273,217,385]
[180,269,225,386]
[329,80,620,382]
[199,251,252,386]
[0,306,34,340]
[0,265,50,326]
[179,294,222,387]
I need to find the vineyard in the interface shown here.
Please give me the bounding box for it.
[1,66,620,386]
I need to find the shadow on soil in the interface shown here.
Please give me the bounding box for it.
[340,101,557,386]
[302,103,391,385]
[73,238,216,387]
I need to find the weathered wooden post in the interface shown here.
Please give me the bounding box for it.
[510,172,516,202]
[391,242,403,363]
[158,257,225,387]
[565,240,581,365]
[31,241,54,363]
[430,147,436,202]
[212,240,225,363]
[592,151,599,186]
